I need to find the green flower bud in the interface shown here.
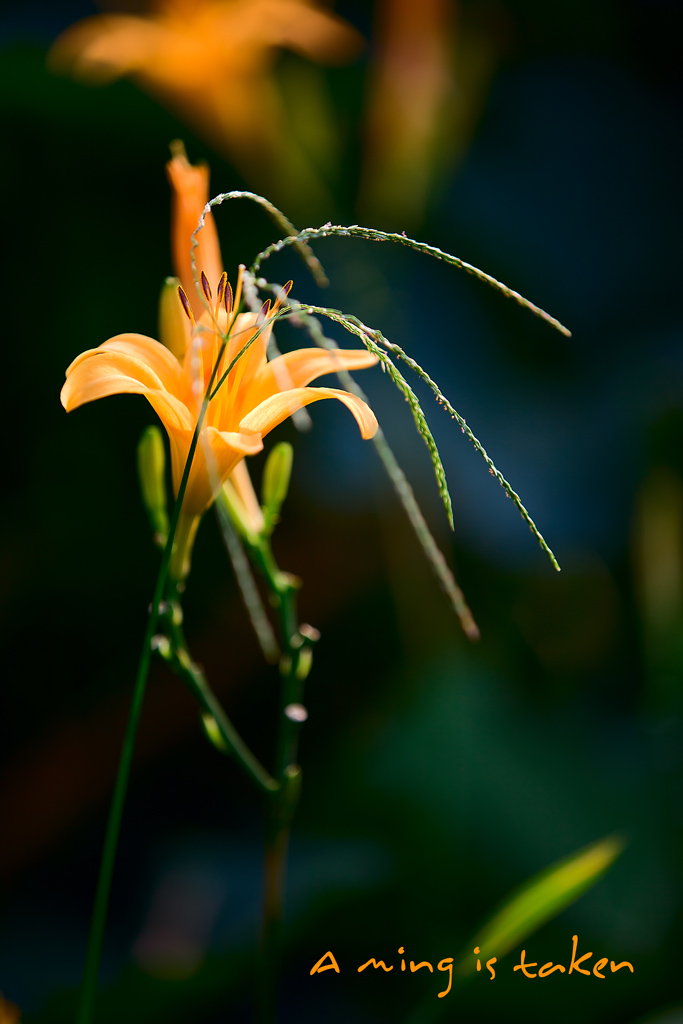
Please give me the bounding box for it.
[262,442,293,533]
[137,425,169,548]
[158,276,190,361]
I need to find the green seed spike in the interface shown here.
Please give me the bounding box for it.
[189,190,329,304]
[306,306,561,572]
[250,224,571,338]
[305,305,455,531]
[271,292,479,639]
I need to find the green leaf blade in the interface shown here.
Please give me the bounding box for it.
[459,835,624,975]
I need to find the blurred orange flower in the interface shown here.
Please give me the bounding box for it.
[60,149,378,538]
[359,0,497,228]
[49,0,363,213]
[0,993,20,1024]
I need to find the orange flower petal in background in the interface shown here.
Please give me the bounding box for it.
[49,0,364,217]
[359,0,497,229]
[0,991,20,1024]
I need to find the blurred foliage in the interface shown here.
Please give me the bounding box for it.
[0,0,682,1022]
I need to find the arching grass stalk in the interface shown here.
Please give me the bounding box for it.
[76,319,239,1024]
[250,224,572,338]
[258,291,479,638]
[189,189,329,293]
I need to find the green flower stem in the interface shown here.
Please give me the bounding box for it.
[163,615,278,794]
[77,422,201,1024]
[77,321,233,1023]
[244,539,313,1024]
[260,762,301,1024]
[76,615,153,1024]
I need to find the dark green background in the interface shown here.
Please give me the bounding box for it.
[0,1,681,1021]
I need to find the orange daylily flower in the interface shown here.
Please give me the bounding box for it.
[60,149,378,571]
[60,288,378,516]
[49,0,363,214]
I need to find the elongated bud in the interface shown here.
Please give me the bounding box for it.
[262,442,293,534]
[137,426,169,548]
[158,276,190,360]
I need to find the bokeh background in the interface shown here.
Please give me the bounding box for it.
[1,1,682,1021]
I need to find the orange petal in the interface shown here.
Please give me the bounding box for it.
[49,15,162,83]
[223,0,364,65]
[179,427,264,516]
[254,347,378,403]
[68,334,184,392]
[61,349,194,435]
[215,311,273,427]
[225,460,265,534]
[239,386,378,440]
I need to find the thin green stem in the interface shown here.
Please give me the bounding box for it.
[76,619,153,1024]
[77,320,237,1022]
[230,536,312,1024]
[163,614,278,794]
[213,499,280,663]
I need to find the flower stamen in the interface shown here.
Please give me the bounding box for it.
[233,265,244,320]
[272,280,293,314]
[216,270,228,319]
[177,285,195,325]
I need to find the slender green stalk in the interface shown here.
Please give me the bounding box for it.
[213,501,280,663]
[162,613,278,794]
[225,536,312,1024]
[77,322,235,1022]
[76,620,153,1024]
[159,526,305,1018]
